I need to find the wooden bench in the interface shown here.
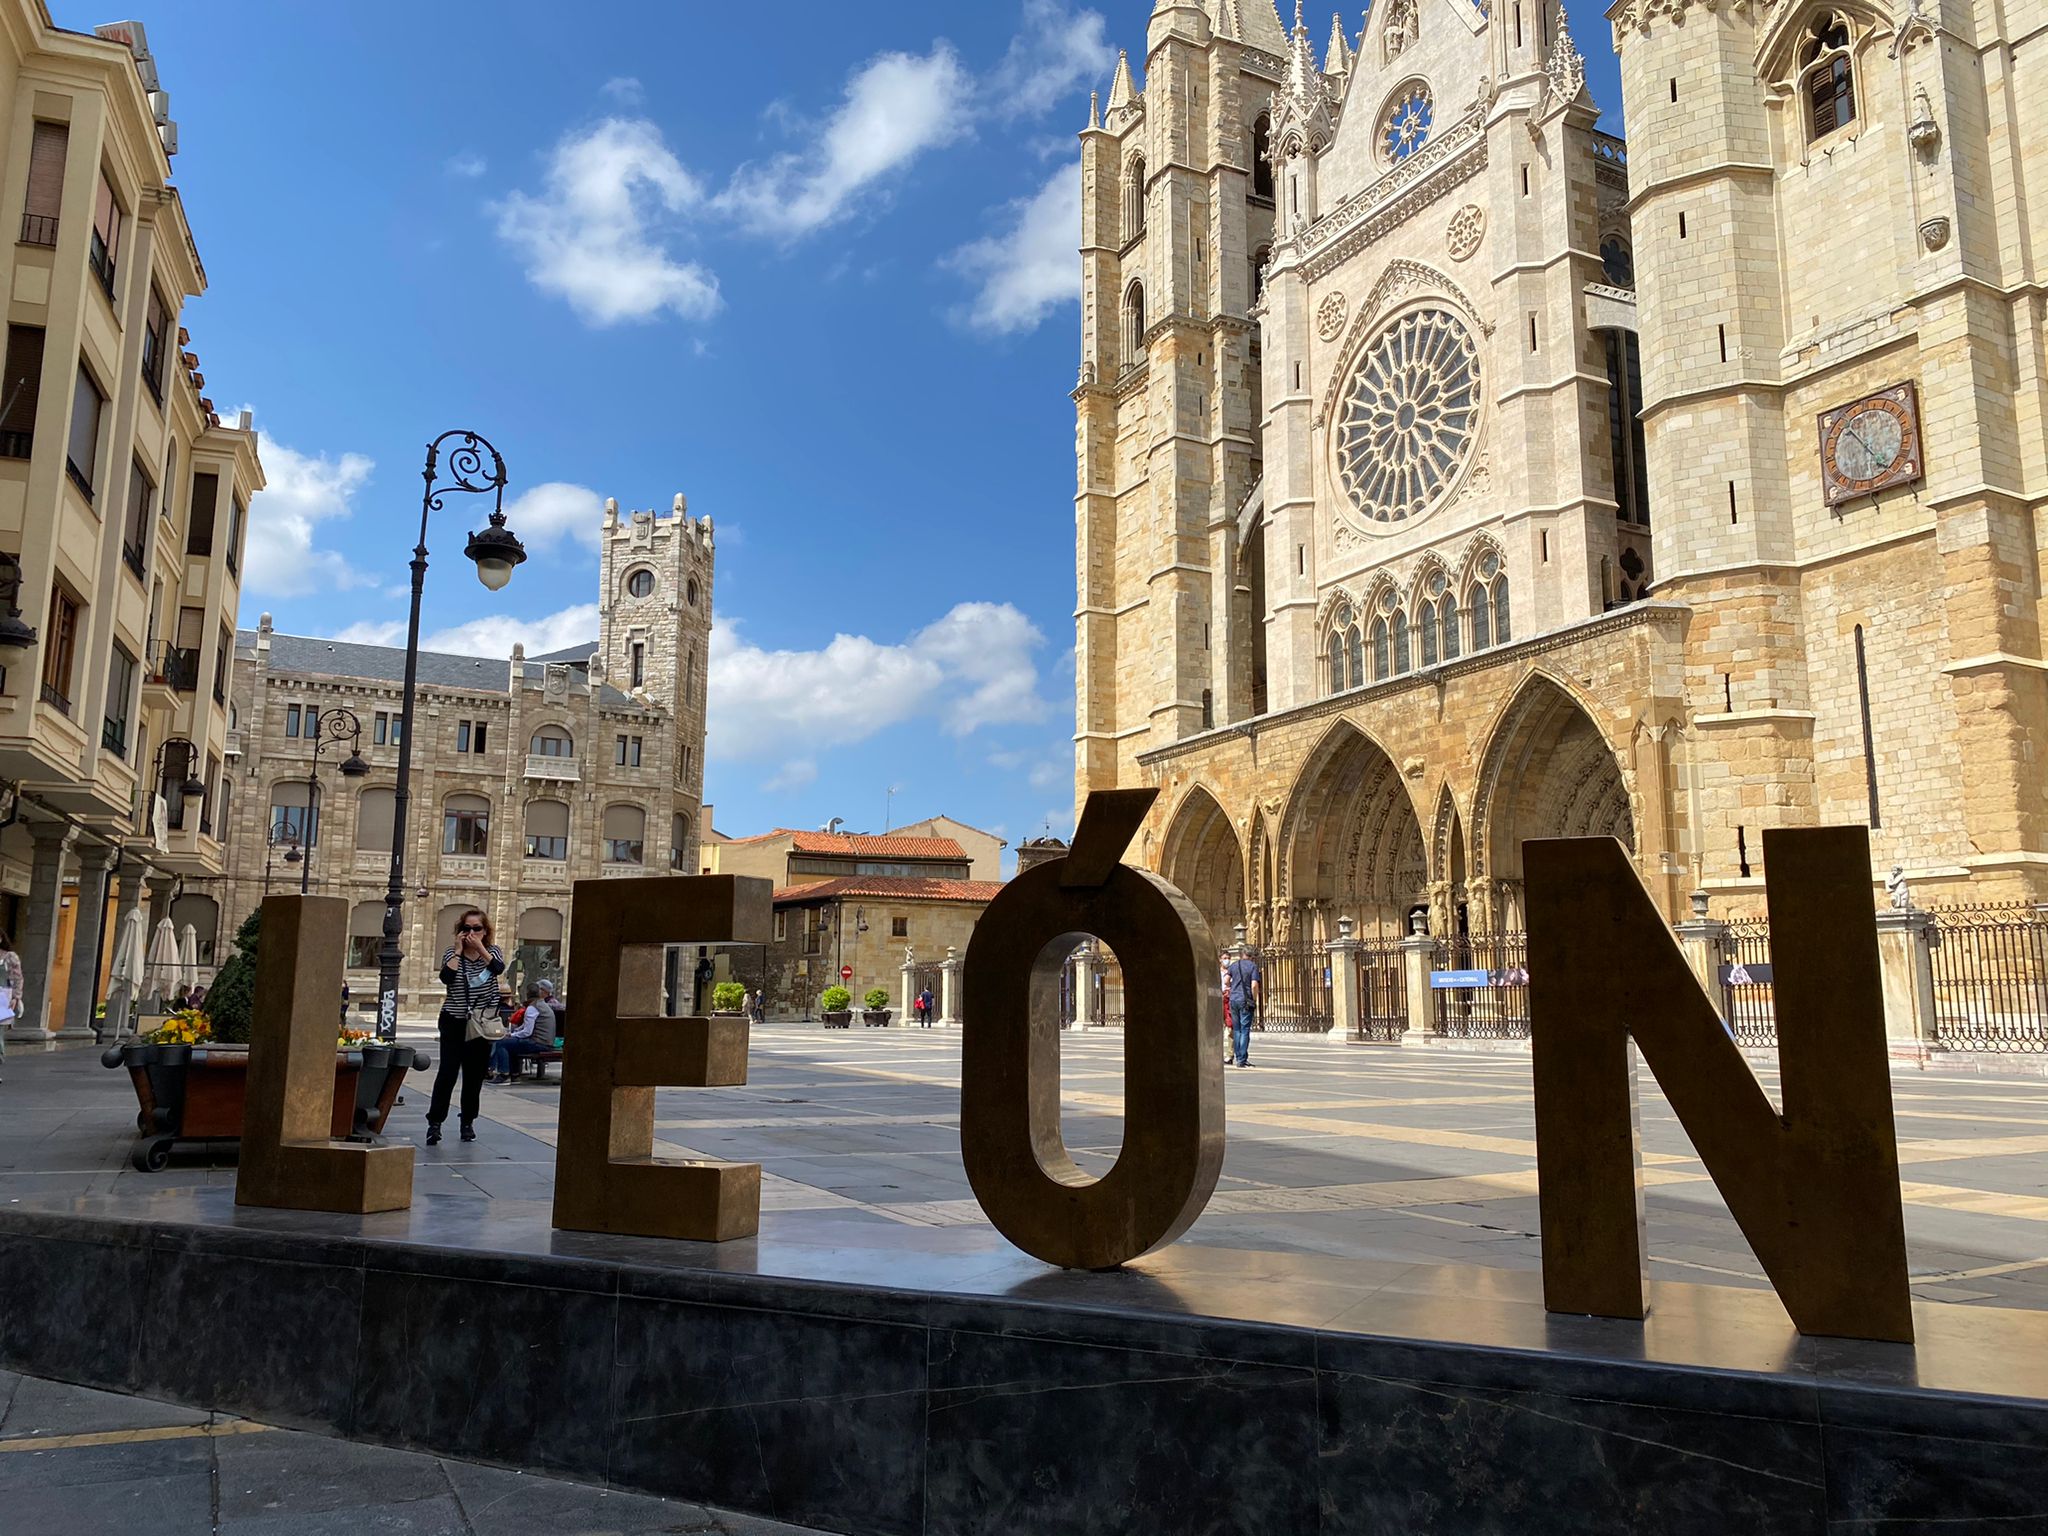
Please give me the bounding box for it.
[507,1006,567,1082]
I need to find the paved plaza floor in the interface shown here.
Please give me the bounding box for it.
[5,1023,2045,1312]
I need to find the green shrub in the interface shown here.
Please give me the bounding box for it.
[712,981,747,1013]
[863,988,890,1011]
[819,985,852,1013]
[205,907,263,1044]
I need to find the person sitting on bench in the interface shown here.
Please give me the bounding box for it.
[488,985,556,1084]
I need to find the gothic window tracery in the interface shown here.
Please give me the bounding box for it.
[1125,280,1146,364]
[1334,307,1482,525]
[1467,549,1508,651]
[1799,13,1856,140]
[1251,114,1274,200]
[1124,153,1147,241]
[1380,81,1434,164]
[1599,236,1634,288]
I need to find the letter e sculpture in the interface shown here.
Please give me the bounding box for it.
[236,894,413,1214]
[552,875,773,1241]
[1526,827,1912,1342]
[961,788,1225,1268]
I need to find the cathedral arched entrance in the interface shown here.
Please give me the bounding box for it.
[1159,786,1244,951]
[1474,676,1634,930]
[1279,722,1428,943]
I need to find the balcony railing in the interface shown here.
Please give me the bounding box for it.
[87,236,114,298]
[18,213,56,247]
[100,717,126,755]
[0,430,30,460]
[147,642,201,692]
[39,681,70,716]
[121,539,145,579]
[524,752,580,782]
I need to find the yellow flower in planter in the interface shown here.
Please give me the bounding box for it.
[147,1008,214,1046]
[337,1028,375,1049]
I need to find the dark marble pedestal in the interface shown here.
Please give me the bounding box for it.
[0,1191,2041,1534]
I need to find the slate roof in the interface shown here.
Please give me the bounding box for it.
[771,876,1006,906]
[246,629,628,704]
[532,640,599,663]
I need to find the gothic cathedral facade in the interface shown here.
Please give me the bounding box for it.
[1077,0,2048,956]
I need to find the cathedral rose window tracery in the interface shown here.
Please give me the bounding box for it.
[1380,81,1433,164]
[1334,307,1482,526]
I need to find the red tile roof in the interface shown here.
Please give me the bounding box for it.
[772,876,1006,906]
[725,827,968,859]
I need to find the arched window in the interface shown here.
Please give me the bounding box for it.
[1419,600,1439,666]
[1345,625,1363,688]
[1392,611,1411,673]
[355,786,395,851]
[530,725,573,758]
[1125,280,1146,361]
[1124,154,1147,240]
[1440,592,1460,661]
[1470,584,1492,650]
[270,781,316,847]
[603,803,646,865]
[1494,576,1511,643]
[686,576,699,607]
[1251,246,1270,304]
[1328,632,1345,694]
[1600,237,1634,288]
[1251,114,1273,199]
[1800,13,1855,140]
[1371,615,1391,680]
[169,894,219,963]
[519,907,564,969]
[443,793,489,857]
[671,812,690,871]
[347,901,384,969]
[525,799,569,861]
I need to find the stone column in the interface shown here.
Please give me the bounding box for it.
[11,824,76,1042]
[1400,932,1437,1043]
[1873,909,1937,1045]
[99,865,149,1043]
[1327,915,1362,1041]
[59,844,120,1039]
[938,945,962,1029]
[1073,941,1097,1028]
[899,948,916,1020]
[1672,891,1730,1015]
[145,873,176,933]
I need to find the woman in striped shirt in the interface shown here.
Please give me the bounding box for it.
[424,907,504,1145]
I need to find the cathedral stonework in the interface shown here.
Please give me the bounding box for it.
[1077,0,2048,955]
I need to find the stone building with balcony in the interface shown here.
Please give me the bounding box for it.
[213,494,713,1014]
[0,9,263,1039]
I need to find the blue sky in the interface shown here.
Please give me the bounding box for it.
[63,2,1623,867]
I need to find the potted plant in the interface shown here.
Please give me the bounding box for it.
[861,987,893,1027]
[711,981,748,1017]
[819,985,854,1028]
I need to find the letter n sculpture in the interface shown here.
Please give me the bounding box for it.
[1526,827,1913,1342]
[962,787,1225,1269]
[236,894,413,1214]
[552,875,773,1242]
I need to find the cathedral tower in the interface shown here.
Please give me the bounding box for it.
[597,494,714,820]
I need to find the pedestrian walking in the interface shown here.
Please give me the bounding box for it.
[1220,953,1234,1066]
[917,985,935,1027]
[1223,949,1262,1068]
[425,908,505,1145]
[0,928,20,1082]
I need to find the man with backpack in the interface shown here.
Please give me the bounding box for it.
[1223,948,1262,1068]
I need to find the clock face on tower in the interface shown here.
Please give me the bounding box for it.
[1818,382,1923,506]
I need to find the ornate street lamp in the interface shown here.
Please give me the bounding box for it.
[0,552,35,664]
[264,820,302,895]
[375,431,524,1039]
[147,736,208,838]
[300,705,369,895]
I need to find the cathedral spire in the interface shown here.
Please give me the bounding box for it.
[1211,0,1241,43]
[1106,49,1136,115]
[1086,89,1100,130]
[1324,10,1352,90]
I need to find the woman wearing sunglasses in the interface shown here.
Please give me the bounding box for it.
[424,907,505,1145]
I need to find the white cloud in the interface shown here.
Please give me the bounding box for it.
[944,164,1077,335]
[420,602,601,658]
[494,117,720,326]
[242,436,379,598]
[601,76,644,105]
[503,481,605,551]
[762,759,819,793]
[991,0,1114,121]
[708,603,1047,766]
[446,151,487,178]
[331,620,405,647]
[715,45,971,240]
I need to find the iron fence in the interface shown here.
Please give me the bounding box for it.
[1262,940,1333,1033]
[1057,947,1126,1029]
[1431,933,1530,1038]
[1928,904,2048,1052]
[1352,937,1408,1043]
[1718,919,1778,1046]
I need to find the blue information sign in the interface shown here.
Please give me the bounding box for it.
[1429,969,1492,989]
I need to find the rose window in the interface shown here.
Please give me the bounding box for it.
[1381,82,1433,163]
[1333,308,1482,524]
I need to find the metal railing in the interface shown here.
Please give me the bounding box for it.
[38,680,70,716]
[18,212,56,246]
[1056,946,1126,1028]
[1431,933,1530,1038]
[1719,920,1778,1046]
[1263,940,1333,1033]
[1352,937,1408,1043]
[0,429,30,460]
[147,641,200,691]
[1928,904,2048,1052]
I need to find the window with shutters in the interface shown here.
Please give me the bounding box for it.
[602,803,645,864]
[1800,13,1856,141]
[226,494,245,575]
[0,325,43,459]
[20,122,65,246]
[348,902,386,969]
[188,471,218,557]
[66,363,103,498]
[442,793,490,856]
[272,781,318,847]
[88,171,121,298]
[141,287,168,401]
[670,812,688,870]
[524,799,570,860]
[355,787,396,851]
[122,457,152,577]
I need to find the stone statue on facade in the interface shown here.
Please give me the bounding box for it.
[1885,865,1914,911]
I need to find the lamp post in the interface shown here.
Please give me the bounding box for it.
[300,706,369,894]
[375,431,524,1041]
[0,551,35,666]
[146,736,209,839]
[264,821,302,895]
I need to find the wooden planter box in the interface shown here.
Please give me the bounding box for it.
[861,1009,893,1028]
[103,1042,429,1172]
[821,1010,854,1029]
